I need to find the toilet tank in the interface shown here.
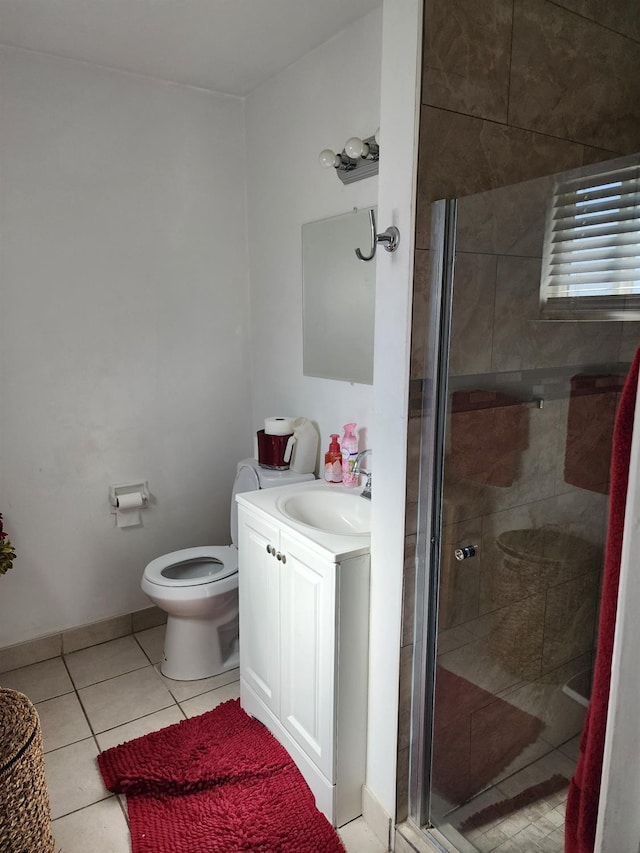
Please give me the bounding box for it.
[230,457,315,546]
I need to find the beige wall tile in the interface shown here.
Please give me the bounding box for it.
[131,605,166,632]
[449,252,497,376]
[455,175,552,258]
[503,660,588,748]
[62,613,132,654]
[540,0,640,45]
[402,535,417,647]
[491,255,623,372]
[437,624,476,655]
[436,633,522,703]
[439,517,482,630]
[397,643,413,752]
[509,0,640,152]
[405,416,423,538]
[411,249,433,380]
[581,144,620,166]
[396,746,410,825]
[619,324,640,362]
[415,106,585,249]
[0,633,61,673]
[423,0,512,123]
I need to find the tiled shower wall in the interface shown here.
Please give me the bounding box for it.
[397,0,640,824]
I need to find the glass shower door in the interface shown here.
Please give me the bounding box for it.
[415,160,639,851]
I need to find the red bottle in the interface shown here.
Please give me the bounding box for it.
[324,434,342,483]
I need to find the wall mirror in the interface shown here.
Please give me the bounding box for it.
[302,207,376,384]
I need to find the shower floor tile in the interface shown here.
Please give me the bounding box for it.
[446,749,573,852]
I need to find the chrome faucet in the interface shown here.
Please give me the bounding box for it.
[352,449,372,499]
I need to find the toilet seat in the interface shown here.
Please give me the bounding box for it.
[144,545,238,589]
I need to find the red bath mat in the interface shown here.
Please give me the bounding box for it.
[432,667,545,805]
[460,774,569,831]
[97,699,345,853]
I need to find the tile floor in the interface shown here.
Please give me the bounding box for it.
[431,623,580,852]
[438,748,572,852]
[0,626,385,853]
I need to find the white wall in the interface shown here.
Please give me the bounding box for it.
[244,6,422,823]
[0,48,253,645]
[368,0,422,818]
[244,10,383,456]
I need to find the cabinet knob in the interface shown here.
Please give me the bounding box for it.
[281,554,287,564]
[266,544,272,555]
[276,551,282,561]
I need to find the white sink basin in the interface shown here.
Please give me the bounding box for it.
[276,489,371,536]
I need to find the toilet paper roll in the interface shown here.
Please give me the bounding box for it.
[117,492,144,510]
[116,492,144,528]
[264,417,293,436]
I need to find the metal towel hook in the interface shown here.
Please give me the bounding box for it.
[355,208,400,262]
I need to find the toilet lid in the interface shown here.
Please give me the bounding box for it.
[144,545,238,587]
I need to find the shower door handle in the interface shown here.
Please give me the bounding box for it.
[454,545,478,561]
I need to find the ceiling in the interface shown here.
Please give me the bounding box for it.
[0,0,382,96]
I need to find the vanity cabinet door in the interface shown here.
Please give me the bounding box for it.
[238,507,281,715]
[278,531,336,781]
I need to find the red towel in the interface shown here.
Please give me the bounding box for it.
[564,374,625,494]
[449,390,529,487]
[565,349,640,853]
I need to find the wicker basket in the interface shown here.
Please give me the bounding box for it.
[490,526,599,678]
[0,688,55,853]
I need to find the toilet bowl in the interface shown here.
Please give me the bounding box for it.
[141,457,314,681]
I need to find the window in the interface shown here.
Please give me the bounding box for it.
[540,155,640,320]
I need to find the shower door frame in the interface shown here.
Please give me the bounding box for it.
[406,191,640,853]
[408,197,458,832]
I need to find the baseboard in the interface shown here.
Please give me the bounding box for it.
[0,606,166,673]
[362,784,393,850]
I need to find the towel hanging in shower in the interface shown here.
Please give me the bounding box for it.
[564,373,625,495]
[449,389,529,488]
[565,348,640,853]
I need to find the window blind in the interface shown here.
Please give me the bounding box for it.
[540,159,640,320]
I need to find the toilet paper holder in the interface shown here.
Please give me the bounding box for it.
[109,481,150,511]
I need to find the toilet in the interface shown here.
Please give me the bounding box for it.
[141,457,314,681]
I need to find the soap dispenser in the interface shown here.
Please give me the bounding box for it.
[324,434,342,483]
[341,423,359,487]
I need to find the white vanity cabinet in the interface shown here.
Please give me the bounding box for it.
[237,488,370,828]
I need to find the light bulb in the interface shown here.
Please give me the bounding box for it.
[319,149,340,169]
[344,136,369,159]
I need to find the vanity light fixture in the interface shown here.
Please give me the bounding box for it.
[319,128,380,184]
